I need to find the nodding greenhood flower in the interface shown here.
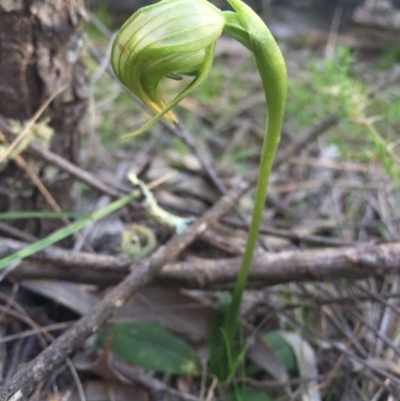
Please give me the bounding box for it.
[112,0,287,139]
[111,0,225,136]
[112,0,287,381]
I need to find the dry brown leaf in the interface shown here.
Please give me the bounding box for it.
[279,331,321,401]
[21,280,99,315]
[247,333,291,385]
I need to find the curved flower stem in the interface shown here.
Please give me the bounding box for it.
[222,1,287,347]
[108,0,287,379]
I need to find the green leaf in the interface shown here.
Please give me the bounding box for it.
[96,322,202,376]
[208,293,233,381]
[263,331,297,374]
[227,387,275,401]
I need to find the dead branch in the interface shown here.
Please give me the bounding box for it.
[0,181,247,400]
[161,242,400,289]
[1,238,399,289]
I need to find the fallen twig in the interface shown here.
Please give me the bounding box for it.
[0,116,127,202]
[2,238,399,289]
[272,115,338,168]
[157,242,400,288]
[0,181,247,400]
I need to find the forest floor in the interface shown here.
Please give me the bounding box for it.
[0,4,400,401]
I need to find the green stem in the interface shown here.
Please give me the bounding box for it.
[222,2,287,346]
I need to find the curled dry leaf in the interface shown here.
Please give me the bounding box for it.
[278,331,321,401]
[21,280,99,315]
[247,332,291,386]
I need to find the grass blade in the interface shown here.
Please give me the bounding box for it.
[0,190,140,270]
[0,211,89,220]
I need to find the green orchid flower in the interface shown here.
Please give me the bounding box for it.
[112,0,287,380]
[111,0,225,135]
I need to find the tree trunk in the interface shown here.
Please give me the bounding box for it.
[0,0,87,236]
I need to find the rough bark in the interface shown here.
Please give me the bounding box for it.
[0,0,86,236]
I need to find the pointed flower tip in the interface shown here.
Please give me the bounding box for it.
[159,110,178,127]
[147,100,179,126]
[122,107,178,139]
[166,113,179,126]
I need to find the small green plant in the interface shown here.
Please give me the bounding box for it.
[288,45,400,179]
[110,0,287,391]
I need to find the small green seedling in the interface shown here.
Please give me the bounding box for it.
[111,0,287,382]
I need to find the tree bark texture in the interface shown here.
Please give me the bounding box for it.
[0,0,86,236]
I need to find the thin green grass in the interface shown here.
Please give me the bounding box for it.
[0,211,89,220]
[0,189,140,269]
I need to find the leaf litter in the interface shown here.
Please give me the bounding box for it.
[1,3,400,400]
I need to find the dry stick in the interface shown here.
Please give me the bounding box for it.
[220,217,352,247]
[272,115,338,168]
[110,356,201,401]
[0,180,247,400]
[0,117,128,203]
[279,309,400,392]
[0,85,67,164]
[72,161,130,252]
[0,223,37,243]
[2,238,400,289]
[0,237,129,270]
[0,295,85,401]
[351,311,400,360]
[28,141,124,200]
[146,242,400,288]
[176,123,226,193]
[24,139,242,256]
[155,200,352,247]
[0,132,93,252]
[0,124,242,256]
[0,322,74,345]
